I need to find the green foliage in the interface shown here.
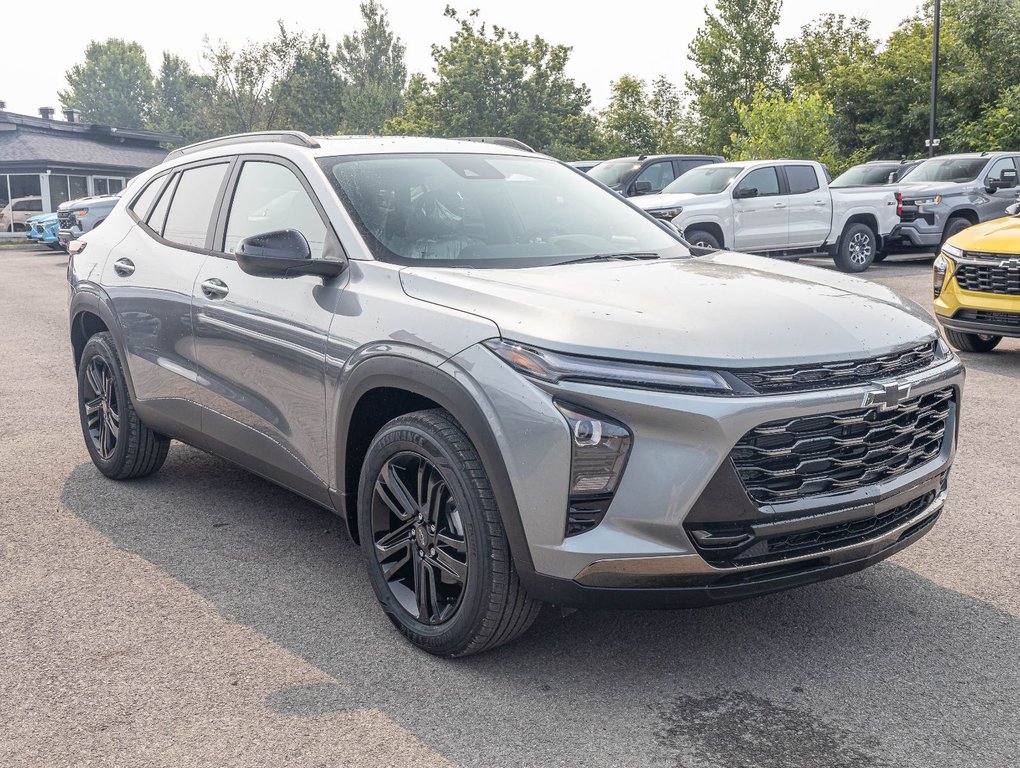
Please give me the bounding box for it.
[686,0,784,154]
[385,7,592,154]
[273,28,346,135]
[59,39,154,129]
[338,0,407,134]
[952,84,1020,151]
[148,54,220,144]
[598,75,692,157]
[729,86,839,170]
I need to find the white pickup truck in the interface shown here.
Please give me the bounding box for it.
[632,159,900,272]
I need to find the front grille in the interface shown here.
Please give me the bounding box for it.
[954,263,1020,295]
[731,388,954,505]
[34,223,45,233]
[690,487,942,567]
[954,309,1020,328]
[732,342,937,395]
[57,212,76,228]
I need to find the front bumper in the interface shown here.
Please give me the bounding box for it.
[890,219,943,248]
[444,346,964,607]
[935,263,1020,338]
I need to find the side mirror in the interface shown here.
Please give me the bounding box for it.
[734,186,759,199]
[888,171,899,183]
[631,180,653,196]
[235,229,345,278]
[986,168,1018,192]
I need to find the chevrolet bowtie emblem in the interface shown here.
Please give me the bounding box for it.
[997,257,1020,270]
[862,382,912,411]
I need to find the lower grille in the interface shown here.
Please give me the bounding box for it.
[954,263,1020,295]
[954,309,1020,328]
[689,486,942,567]
[731,388,954,505]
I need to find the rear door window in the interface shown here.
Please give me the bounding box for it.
[785,165,820,195]
[161,164,229,248]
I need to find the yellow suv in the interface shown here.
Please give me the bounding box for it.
[934,202,1020,352]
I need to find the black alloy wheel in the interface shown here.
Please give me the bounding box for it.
[82,356,120,460]
[371,451,468,625]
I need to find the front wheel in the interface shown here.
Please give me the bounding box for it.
[943,329,1002,353]
[834,223,877,272]
[684,228,721,251]
[358,409,540,657]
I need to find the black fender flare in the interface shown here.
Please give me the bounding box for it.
[68,286,139,404]
[333,353,535,575]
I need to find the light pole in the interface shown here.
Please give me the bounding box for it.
[927,0,941,157]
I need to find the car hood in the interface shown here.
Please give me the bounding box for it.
[26,213,58,223]
[399,252,938,368]
[949,215,1020,254]
[632,192,709,211]
[895,181,968,198]
[58,195,119,211]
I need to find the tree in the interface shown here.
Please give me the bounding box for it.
[59,39,154,129]
[337,0,407,134]
[598,75,692,157]
[729,86,839,169]
[385,7,592,154]
[148,53,221,144]
[273,30,346,134]
[686,0,783,154]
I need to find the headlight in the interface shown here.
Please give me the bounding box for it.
[933,254,950,298]
[941,243,963,259]
[73,208,89,217]
[483,339,733,394]
[553,401,632,536]
[648,207,683,219]
[914,196,942,206]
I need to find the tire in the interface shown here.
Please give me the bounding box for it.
[943,329,1002,353]
[77,332,170,480]
[358,409,540,657]
[834,223,877,272]
[47,242,63,251]
[684,228,721,251]
[940,217,971,251]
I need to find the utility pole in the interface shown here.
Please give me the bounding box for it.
[927,0,941,158]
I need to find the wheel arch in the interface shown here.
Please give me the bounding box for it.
[334,354,534,574]
[841,213,879,238]
[682,221,725,248]
[69,289,137,403]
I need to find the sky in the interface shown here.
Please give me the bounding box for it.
[2,0,923,118]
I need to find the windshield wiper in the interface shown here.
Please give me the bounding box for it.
[560,252,660,265]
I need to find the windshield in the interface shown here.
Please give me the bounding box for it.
[320,153,687,267]
[661,165,741,195]
[830,164,899,187]
[588,160,641,187]
[904,158,988,184]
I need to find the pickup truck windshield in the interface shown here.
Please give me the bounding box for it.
[905,158,988,184]
[319,153,687,267]
[831,164,899,187]
[588,160,642,187]
[661,165,741,195]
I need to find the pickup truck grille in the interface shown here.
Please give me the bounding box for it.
[954,263,1020,295]
[731,388,953,505]
[732,341,937,395]
[57,211,76,228]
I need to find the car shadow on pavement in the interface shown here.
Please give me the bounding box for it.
[62,447,1020,768]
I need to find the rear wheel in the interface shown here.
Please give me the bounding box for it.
[358,409,540,657]
[77,332,170,479]
[943,329,1002,353]
[684,228,721,251]
[834,223,876,272]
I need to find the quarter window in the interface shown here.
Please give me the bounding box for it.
[161,164,229,248]
[785,165,820,195]
[130,176,166,221]
[224,161,327,258]
[736,167,781,197]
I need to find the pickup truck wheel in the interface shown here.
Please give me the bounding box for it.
[940,217,971,251]
[834,223,876,272]
[358,409,541,657]
[943,329,1002,353]
[684,228,721,251]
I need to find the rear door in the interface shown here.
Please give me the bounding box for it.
[732,166,789,251]
[102,160,232,431]
[190,156,347,503]
[783,164,831,248]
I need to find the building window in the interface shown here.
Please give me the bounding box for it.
[0,174,43,232]
[47,174,90,209]
[93,177,125,196]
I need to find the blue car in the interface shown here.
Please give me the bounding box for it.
[24,212,62,250]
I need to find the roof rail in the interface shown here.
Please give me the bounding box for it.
[165,131,320,160]
[455,136,536,153]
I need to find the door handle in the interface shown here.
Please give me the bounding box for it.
[201,278,229,299]
[113,258,135,277]
[813,200,827,206]
[773,202,787,208]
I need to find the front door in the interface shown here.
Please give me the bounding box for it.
[191,157,347,503]
[732,166,789,251]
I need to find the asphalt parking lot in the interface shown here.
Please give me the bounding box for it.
[2,245,1018,768]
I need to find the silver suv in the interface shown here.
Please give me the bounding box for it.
[67,132,965,656]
